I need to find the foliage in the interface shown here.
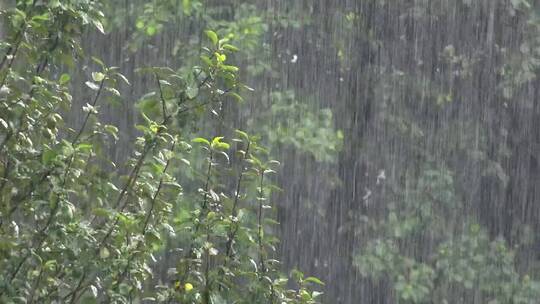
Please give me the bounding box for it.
[344,2,540,302]
[104,0,342,163]
[354,166,540,303]
[5,0,540,303]
[248,91,343,163]
[0,1,321,303]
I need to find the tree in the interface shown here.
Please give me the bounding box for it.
[0,1,321,303]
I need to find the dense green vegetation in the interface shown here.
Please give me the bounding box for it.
[0,1,323,303]
[2,1,540,304]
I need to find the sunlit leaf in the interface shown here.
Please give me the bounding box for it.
[205,30,219,46]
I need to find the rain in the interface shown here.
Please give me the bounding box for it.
[1,0,540,303]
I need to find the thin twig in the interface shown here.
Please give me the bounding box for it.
[257,171,266,273]
[224,140,251,258]
[114,141,176,289]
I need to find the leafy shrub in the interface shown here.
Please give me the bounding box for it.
[0,1,321,303]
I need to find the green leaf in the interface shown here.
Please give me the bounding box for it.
[300,290,311,301]
[146,25,157,36]
[186,86,198,99]
[227,92,244,103]
[146,230,161,244]
[85,81,100,91]
[312,291,324,298]
[93,20,105,34]
[212,136,224,145]
[61,203,74,220]
[243,84,255,92]
[0,118,8,129]
[182,0,192,15]
[305,276,325,285]
[82,103,98,114]
[216,53,227,63]
[221,65,239,73]
[106,87,120,96]
[91,56,105,68]
[92,72,105,82]
[235,130,249,140]
[92,208,110,218]
[32,13,49,22]
[291,269,304,281]
[89,285,98,299]
[76,143,93,152]
[205,30,218,46]
[214,142,230,150]
[115,72,131,85]
[59,73,71,85]
[200,55,213,67]
[44,260,57,271]
[104,125,119,140]
[211,137,230,150]
[49,0,61,8]
[99,247,110,259]
[135,20,145,29]
[42,148,57,165]
[222,44,239,52]
[192,137,210,146]
[11,9,26,28]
